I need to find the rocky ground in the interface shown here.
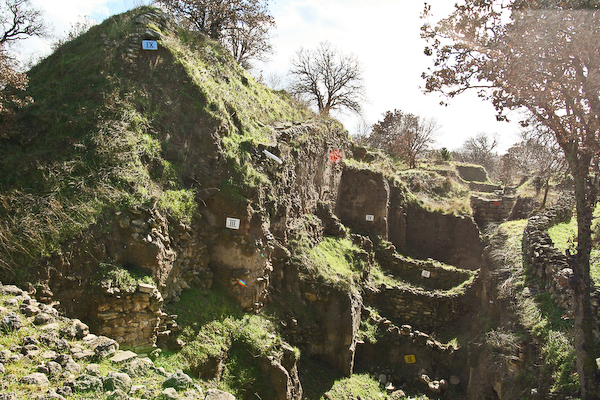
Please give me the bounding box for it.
[0,284,234,400]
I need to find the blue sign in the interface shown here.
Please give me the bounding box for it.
[142,40,158,50]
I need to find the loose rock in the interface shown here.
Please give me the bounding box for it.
[205,389,236,400]
[161,387,178,399]
[103,372,132,393]
[20,372,50,386]
[163,369,194,390]
[1,312,23,331]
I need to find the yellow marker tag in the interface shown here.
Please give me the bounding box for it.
[404,355,416,364]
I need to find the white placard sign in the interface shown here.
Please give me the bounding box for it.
[365,214,375,222]
[142,40,158,50]
[226,217,241,230]
[421,270,431,278]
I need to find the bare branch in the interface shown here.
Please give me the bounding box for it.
[0,0,48,45]
[288,41,366,116]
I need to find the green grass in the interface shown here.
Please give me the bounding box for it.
[398,169,472,216]
[164,285,298,399]
[305,236,367,292]
[320,373,390,400]
[95,263,155,292]
[493,219,579,396]
[357,306,381,345]
[547,208,600,283]
[547,218,577,252]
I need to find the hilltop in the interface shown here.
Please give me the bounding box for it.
[0,6,587,400]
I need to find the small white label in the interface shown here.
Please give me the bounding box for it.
[365,214,375,222]
[421,270,431,278]
[226,217,240,230]
[142,40,158,50]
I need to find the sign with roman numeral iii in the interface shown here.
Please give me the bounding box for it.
[226,217,240,230]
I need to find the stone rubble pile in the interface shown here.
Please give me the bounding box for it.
[0,283,236,400]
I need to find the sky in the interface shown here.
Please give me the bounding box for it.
[18,0,524,152]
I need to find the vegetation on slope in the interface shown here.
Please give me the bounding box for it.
[487,220,579,396]
[0,6,312,281]
[0,292,196,400]
[162,284,298,398]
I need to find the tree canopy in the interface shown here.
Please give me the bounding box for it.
[422,1,600,397]
[365,109,439,168]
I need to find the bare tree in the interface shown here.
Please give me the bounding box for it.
[222,1,274,69]
[0,0,47,45]
[501,131,568,206]
[398,115,440,168]
[365,109,439,168]
[0,48,29,119]
[288,41,366,116]
[159,0,274,68]
[422,1,600,395]
[454,133,500,179]
[352,118,371,146]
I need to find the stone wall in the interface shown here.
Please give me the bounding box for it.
[337,166,483,270]
[456,165,488,182]
[402,205,483,270]
[355,308,465,397]
[337,166,390,237]
[522,194,600,336]
[372,283,475,332]
[470,195,516,226]
[468,182,502,193]
[375,241,476,291]
[94,283,167,352]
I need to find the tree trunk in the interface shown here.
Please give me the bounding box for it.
[569,166,599,399]
[541,178,550,209]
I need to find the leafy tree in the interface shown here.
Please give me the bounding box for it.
[422,1,600,396]
[438,147,452,162]
[159,0,274,68]
[453,133,500,180]
[365,109,439,168]
[288,41,366,116]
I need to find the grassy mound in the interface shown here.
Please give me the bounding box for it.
[0,6,312,281]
